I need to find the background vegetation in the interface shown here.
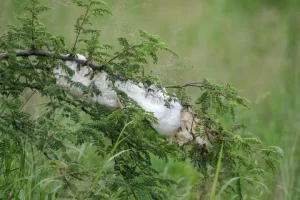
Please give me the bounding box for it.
[0,0,299,199]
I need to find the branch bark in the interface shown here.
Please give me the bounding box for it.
[0,50,105,72]
[0,50,206,90]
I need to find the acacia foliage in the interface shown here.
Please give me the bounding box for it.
[0,0,281,199]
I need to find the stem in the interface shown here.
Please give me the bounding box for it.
[29,144,36,200]
[30,0,36,49]
[71,2,93,53]
[87,121,133,197]
[210,142,224,200]
[21,91,36,110]
[106,45,140,64]
[164,81,204,89]
[93,121,133,184]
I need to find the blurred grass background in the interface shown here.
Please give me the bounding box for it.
[1,0,300,199]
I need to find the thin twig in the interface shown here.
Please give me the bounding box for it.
[106,45,140,64]
[30,1,36,49]
[71,2,93,52]
[21,91,36,110]
[164,81,204,89]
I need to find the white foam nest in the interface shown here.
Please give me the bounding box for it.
[54,55,199,146]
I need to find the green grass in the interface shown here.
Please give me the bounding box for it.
[1,0,300,199]
[210,142,224,200]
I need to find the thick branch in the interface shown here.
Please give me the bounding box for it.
[0,50,204,91]
[0,50,105,71]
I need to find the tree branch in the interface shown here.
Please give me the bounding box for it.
[0,49,105,71]
[106,44,141,64]
[71,2,93,52]
[164,81,204,89]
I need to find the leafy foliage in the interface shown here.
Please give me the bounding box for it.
[0,0,281,199]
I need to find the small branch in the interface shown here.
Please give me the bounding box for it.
[0,50,105,71]
[106,45,140,64]
[21,91,36,110]
[164,81,204,89]
[31,1,36,49]
[71,2,93,52]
